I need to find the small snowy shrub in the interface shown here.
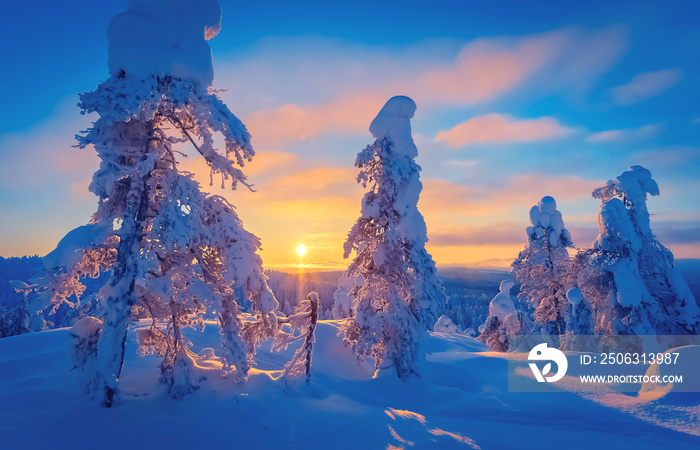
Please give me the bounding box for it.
[273,292,320,386]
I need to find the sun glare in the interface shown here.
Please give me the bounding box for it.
[296,244,307,257]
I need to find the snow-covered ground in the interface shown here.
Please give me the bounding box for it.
[1,321,698,449]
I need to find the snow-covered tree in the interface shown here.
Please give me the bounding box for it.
[0,257,46,337]
[565,288,593,335]
[337,96,446,380]
[331,273,355,319]
[478,280,529,351]
[1,281,36,336]
[511,196,573,336]
[570,166,700,336]
[273,292,319,386]
[433,315,460,334]
[30,0,278,405]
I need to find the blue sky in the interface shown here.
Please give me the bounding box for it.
[0,0,698,268]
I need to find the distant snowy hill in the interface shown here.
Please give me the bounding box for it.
[0,321,697,449]
[3,259,696,336]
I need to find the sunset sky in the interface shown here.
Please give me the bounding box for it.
[0,0,698,269]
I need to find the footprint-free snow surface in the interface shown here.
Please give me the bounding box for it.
[1,321,698,449]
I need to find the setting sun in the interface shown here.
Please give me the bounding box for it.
[296,244,307,257]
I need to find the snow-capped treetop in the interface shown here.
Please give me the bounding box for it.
[526,196,572,247]
[592,166,659,236]
[369,95,418,157]
[594,166,659,204]
[489,280,516,322]
[616,166,659,202]
[108,0,222,87]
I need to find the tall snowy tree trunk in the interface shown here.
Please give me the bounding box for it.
[93,122,154,407]
[219,295,251,382]
[302,294,318,384]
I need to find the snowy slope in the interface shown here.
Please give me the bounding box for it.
[0,322,698,449]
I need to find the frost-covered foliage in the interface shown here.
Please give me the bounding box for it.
[337,96,446,380]
[570,166,700,336]
[511,196,573,336]
[273,292,319,386]
[1,256,107,337]
[30,0,278,406]
[478,280,529,352]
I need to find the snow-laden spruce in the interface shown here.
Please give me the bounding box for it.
[334,96,446,380]
[570,166,700,336]
[478,280,528,351]
[511,196,573,336]
[29,0,279,406]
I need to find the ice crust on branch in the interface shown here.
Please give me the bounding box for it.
[108,0,222,87]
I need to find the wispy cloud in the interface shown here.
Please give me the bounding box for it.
[435,113,575,148]
[632,146,700,169]
[653,221,700,245]
[442,160,480,169]
[609,68,684,106]
[224,26,627,150]
[586,124,663,144]
[430,223,526,246]
[244,94,384,147]
[419,175,600,227]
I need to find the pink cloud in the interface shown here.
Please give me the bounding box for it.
[418,174,601,225]
[435,114,575,147]
[232,26,627,149]
[245,94,384,147]
[609,68,684,106]
[409,30,568,104]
